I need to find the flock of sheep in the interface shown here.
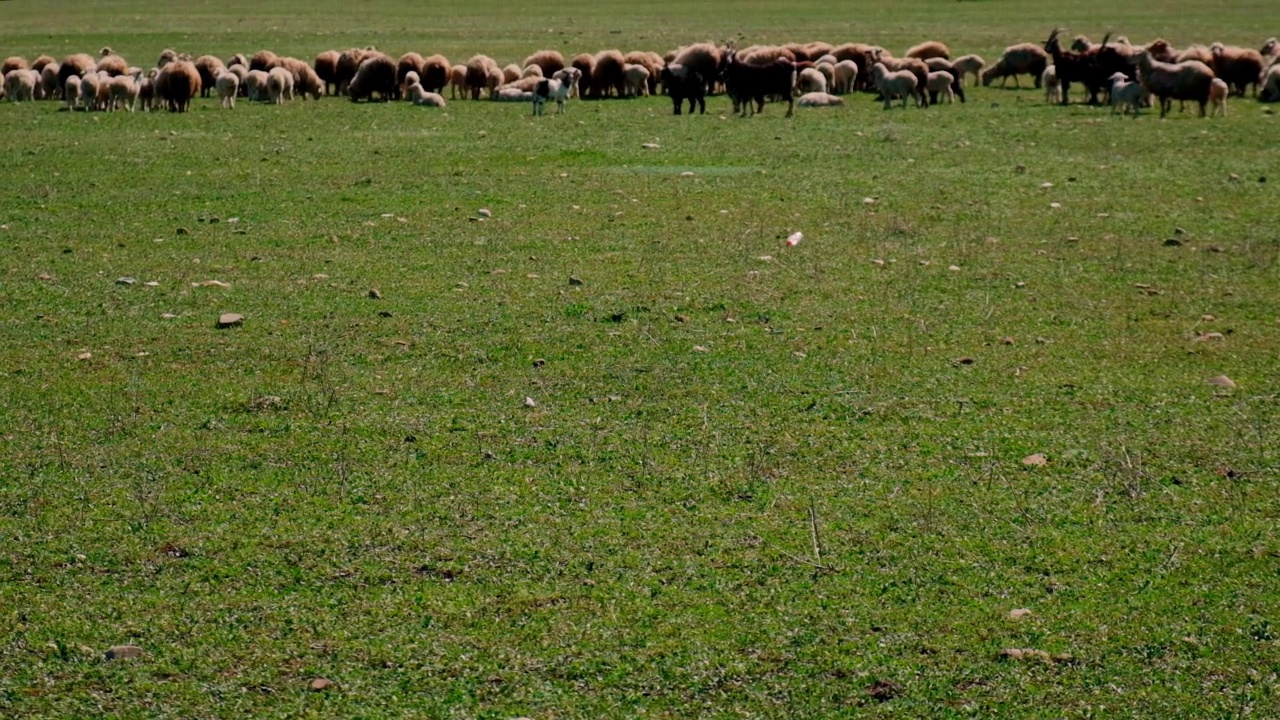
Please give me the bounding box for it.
[3,32,1278,118]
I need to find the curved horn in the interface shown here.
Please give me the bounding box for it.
[1049,27,1063,41]
[1101,32,1111,49]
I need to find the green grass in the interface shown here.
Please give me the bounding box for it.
[3,1,1280,717]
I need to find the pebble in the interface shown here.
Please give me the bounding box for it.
[478,208,492,218]
[1206,375,1236,388]
[641,143,660,149]
[368,288,382,299]
[309,678,334,691]
[105,645,143,660]
[217,313,244,329]
[1022,453,1048,467]
[1009,608,1033,620]
[568,276,584,286]
[115,277,136,285]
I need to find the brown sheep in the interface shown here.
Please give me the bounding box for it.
[155,60,201,112]
[523,50,566,77]
[1177,45,1214,66]
[906,41,950,60]
[421,54,450,94]
[97,49,128,76]
[623,50,662,95]
[464,54,497,100]
[3,56,29,75]
[397,52,426,99]
[571,53,595,98]
[672,43,724,96]
[348,52,396,102]
[226,53,248,69]
[40,63,61,100]
[736,45,796,66]
[278,57,322,100]
[31,55,55,73]
[782,43,812,62]
[1209,43,1265,96]
[804,41,834,61]
[831,43,879,91]
[57,53,96,99]
[591,49,626,98]
[1144,39,1179,64]
[250,50,278,73]
[980,43,1049,88]
[502,63,521,85]
[336,48,368,96]
[314,50,340,95]
[194,55,226,97]
[448,63,466,99]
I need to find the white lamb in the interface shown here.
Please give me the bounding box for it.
[407,80,446,107]
[622,63,650,97]
[267,66,293,104]
[216,69,239,108]
[1108,72,1146,116]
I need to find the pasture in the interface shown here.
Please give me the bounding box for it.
[2,0,1279,716]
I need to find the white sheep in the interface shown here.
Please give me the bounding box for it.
[871,62,917,109]
[796,91,844,107]
[814,62,835,91]
[814,53,838,66]
[951,54,985,86]
[62,74,81,109]
[3,69,36,102]
[407,80,446,107]
[216,69,239,108]
[1208,77,1229,117]
[832,59,858,94]
[401,69,420,99]
[107,74,137,111]
[622,63,650,96]
[796,66,827,94]
[245,69,270,101]
[1108,72,1146,116]
[1042,66,1060,104]
[926,70,955,103]
[78,71,101,110]
[267,66,293,103]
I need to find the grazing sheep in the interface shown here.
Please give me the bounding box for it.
[336,48,368,96]
[107,73,138,111]
[39,63,60,100]
[906,41,950,60]
[228,64,249,97]
[95,71,112,109]
[276,58,323,100]
[672,43,724,96]
[464,54,497,100]
[1177,45,1214,66]
[523,50,566,77]
[31,55,55,73]
[245,70,270,102]
[1129,49,1214,117]
[591,49,626,98]
[924,58,966,103]
[216,69,239,108]
[194,55,226,97]
[78,71,101,110]
[875,53,929,107]
[157,48,178,68]
[735,45,796,67]
[58,54,96,99]
[1209,43,1265,96]
[521,64,543,78]
[1259,62,1280,102]
[815,53,838,66]
[501,63,521,85]
[3,69,36,102]
[225,53,248,69]
[314,50,340,95]
[796,66,827,94]
[1208,77,1229,116]
[661,63,705,114]
[782,43,812,62]
[155,60,201,112]
[926,70,955,103]
[397,52,426,98]
[570,53,596,98]
[267,66,294,103]
[724,54,796,117]
[982,43,1049,88]
[2,56,28,75]
[97,50,128,77]
[62,74,81,109]
[406,80,446,107]
[871,61,918,109]
[1042,66,1061,103]
[950,54,985,86]
[814,61,835,90]
[830,43,879,91]
[349,53,396,102]
[624,51,662,94]
[623,63,651,96]
[796,91,844,107]
[250,50,278,73]
[417,54,449,94]
[1108,72,1145,115]
[448,64,466,99]
[831,59,858,94]
[486,66,504,96]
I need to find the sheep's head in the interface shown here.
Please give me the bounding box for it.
[1070,36,1092,52]
[100,46,114,57]
[1210,42,1226,55]
[1263,38,1278,56]
[1108,72,1128,85]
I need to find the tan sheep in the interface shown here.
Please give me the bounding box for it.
[1208,77,1229,117]
[245,69,270,101]
[448,64,466,99]
[420,54,450,94]
[194,55,226,98]
[107,73,137,111]
[226,53,249,69]
[336,48,368,96]
[58,54,96,99]
[155,60,201,112]
[521,64,544,79]
[3,69,36,102]
[407,81,446,107]
[216,69,239,108]
[871,62,918,109]
[502,63,521,85]
[97,50,128,77]
[981,43,1049,88]
[906,41,950,60]
[796,91,844,107]
[228,65,249,99]
[1108,72,1145,115]
[349,52,396,102]
[623,63,651,96]
[40,63,61,100]
[523,50,566,77]
[464,54,497,100]
[571,53,595,98]
[671,43,723,96]
[2,56,28,75]
[950,54,984,86]
[1210,42,1265,96]
[157,49,178,68]
[796,66,826,94]
[267,66,294,103]
[592,49,626,98]
[250,50,278,72]
[926,70,955,103]
[623,50,661,95]
[314,50,340,95]
[78,72,101,110]
[398,52,426,97]
[62,74,81,109]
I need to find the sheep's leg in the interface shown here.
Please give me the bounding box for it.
[784,97,793,117]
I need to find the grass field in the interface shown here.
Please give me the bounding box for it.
[2,1,1279,717]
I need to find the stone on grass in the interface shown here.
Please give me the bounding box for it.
[368,288,382,300]
[115,277,136,286]
[1009,608,1033,620]
[104,645,143,660]
[1022,453,1048,467]
[217,313,244,329]
[310,677,334,691]
[1206,375,1236,388]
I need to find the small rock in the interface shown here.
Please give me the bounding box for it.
[1163,238,1182,247]
[641,143,660,149]
[1009,608,1033,620]
[176,227,189,235]
[674,314,688,323]
[1040,182,1053,189]
[75,352,92,361]
[862,197,876,205]
[1228,173,1241,182]
[378,311,393,318]
[477,208,492,218]
[693,345,709,353]
[1000,337,1015,345]
[217,313,244,329]
[1022,453,1048,467]
[679,171,695,177]
[948,265,961,271]
[866,679,901,702]
[194,280,230,288]
[36,273,53,281]
[532,358,546,368]
[524,396,537,408]
[115,277,136,286]
[161,313,178,320]
[1015,281,1026,288]
[368,288,382,300]
[105,645,143,660]
[871,259,885,266]
[568,276,584,286]
[1174,227,1187,235]
[953,357,975,366]
[144,281,159,287]
[1049,202,1062,209]
[1201,314,1216,321]
[1206,375,1236,388]
[1000,648,1052,662]
[1195,332,1225,342]
[309,678,334,691]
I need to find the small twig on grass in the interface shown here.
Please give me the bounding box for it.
[808,499,824,566]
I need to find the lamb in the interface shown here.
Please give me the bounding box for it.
[661,63,705,114]
[40,63,60,100]
[495,87,534,102]
[925,70,955,103]
[228,65,249,98]
[874,53,929,107]
[981,43,1049,88]
[571,53,596,98]
[924,58,966,102]
[1209,43,1265,96]
[1208,77,1229,116]
[314,50,340,95]
[250,50,278,73]
[624,51,662,95]
[1108,72,1145,115]
[532,77,570,114]
[216,69,239,108]
[622,63,650,97]
[267,66,294,103]
[194,55,226,97]
[671,43,724,96]
[871,62,918,109]
[795,66,827,94]
[831,43,880,91]
[106,73,138,111]
[831,59,858,94]
[486,66,504,96]
[796,91,844,107]
[78,71,101,110]
[226,53,249,69]
[448,65,466,99]
[814,61,835,91]
[591,49,627,98]
[155,60,201,112]
[523,50,566,77]
[245,70,270,101]
[401,70,420,98]
[420,54,450,94]
[406,80,446,107]
[951,54,985,87]
[95,71,112,110]
[1042,66,1061,103]
[349,53,396,102]
[906,41,950,60]
[62,74,81,109]
[3,69,36,102]
[1129,49,1214,117]
[464,54,498,100]
[724,55,796,117]
[138,70,156,111]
